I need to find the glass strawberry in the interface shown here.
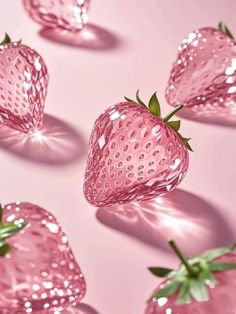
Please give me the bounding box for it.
[0,202,86,313]
[166,22,236,112]
[23,0,90,32]
[0,34,48,133]
[84,91,191,207]
[146,240,236,314]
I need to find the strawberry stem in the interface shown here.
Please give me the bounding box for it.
[168,240,197,277]
[218,22,234,39]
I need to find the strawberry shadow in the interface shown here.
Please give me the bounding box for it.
[64,303,100,314]
[176,104,236,128]
[96,189,234,256]
[39,24,122,51]
[0,114,87,166]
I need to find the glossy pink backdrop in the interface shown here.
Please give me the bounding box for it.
[0,1,236,313]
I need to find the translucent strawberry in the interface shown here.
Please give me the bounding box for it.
[0,202,86,313]
[146,240,236,314]
[23,0,90,32]
[84,91,191,207]
[166,22,236,111]
[0,34,48,133]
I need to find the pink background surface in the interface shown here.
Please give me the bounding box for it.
[1,1,236,313]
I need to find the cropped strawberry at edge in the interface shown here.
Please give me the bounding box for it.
[23,0,90,32]
[84,91,191,208]
[0,33,48,133]
[146,240,236,314]
[0,202,86,313]
[165,22,236,110]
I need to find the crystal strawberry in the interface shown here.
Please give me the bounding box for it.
[84,91,191,207]
[166,22,236,110]
[0,34,48,133]
[0,202,86,313]
[146,240,236,314]
[23,0,90,32]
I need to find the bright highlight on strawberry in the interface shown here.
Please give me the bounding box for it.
[0,33,48,133]
[84,91,191,207]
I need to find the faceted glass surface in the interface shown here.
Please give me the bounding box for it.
[0,202,86,313]
[166,27,236,111]
[23,0,90,32]
[145,253,236,314]
[0,43,48,133]
[84,102,189,207]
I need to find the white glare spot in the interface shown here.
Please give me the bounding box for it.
[46,222,59,233]
[25,301,31,308]
[32,284,40,291]
[7,214,15,222]
[43,281,53,289]
[226,76,235,84]
[157,297,168,307]
[228,86,236,94]
[34,57,42,71]
[169,158,181,170]
[98,135,106,149]
[187,32,196,43]
[110,111,120,120]
[192,40,199,47]
[166,308,172,314]
[145,178,159,187]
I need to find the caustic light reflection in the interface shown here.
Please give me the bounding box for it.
[97,189,229,254]
[0,114,85,164]
[30,130,48,143]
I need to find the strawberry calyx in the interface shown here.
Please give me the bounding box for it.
[148,240,236,305]
[218,22,234,39]
[0,203,27,257]
[0,33,22,46]
[124,91,192,151]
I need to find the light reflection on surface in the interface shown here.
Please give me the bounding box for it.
[0,114,86,165]
[97,189,234,255]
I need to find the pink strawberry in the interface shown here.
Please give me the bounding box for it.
[0,202,86,313]
[23,0,90,32]
[84,91,191,207]
[166,22,236,111]
[146,240,236,314]
[0,34,48,133]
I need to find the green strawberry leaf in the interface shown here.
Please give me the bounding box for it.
[151,280,181,300]
[166,120,181,132]
[148,267,174,278]
[209,263,236,272]
[124,96,137,104]
[190,278,209,302]
[0,241,10,257]
[176,280,191,304]
[203,244,236,262]
[148,92,161,116]
[136,90,146,107]
[0,33,11,46]
[218,22,234,39]
[0,223,26,240]
[200,269,218,285]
